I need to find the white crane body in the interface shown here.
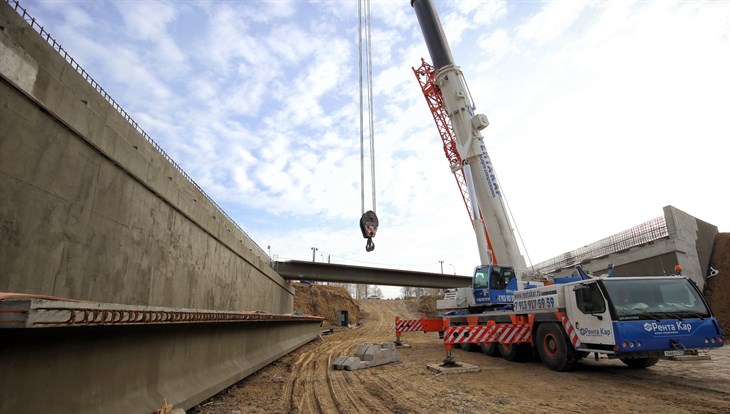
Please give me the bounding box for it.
[401,0,724,371]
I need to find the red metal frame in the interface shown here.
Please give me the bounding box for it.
[394,316,446,344]
[412,59,497,263]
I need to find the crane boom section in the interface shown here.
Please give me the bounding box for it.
[411,0,525,270]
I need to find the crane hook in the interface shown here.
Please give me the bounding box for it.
[360,210,378,252]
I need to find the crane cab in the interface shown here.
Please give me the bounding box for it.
[472,265,518,308]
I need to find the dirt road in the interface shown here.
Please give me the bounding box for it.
[192,299,730,414]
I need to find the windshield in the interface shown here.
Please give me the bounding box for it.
[473,266,516,290]
[601,278,710,320]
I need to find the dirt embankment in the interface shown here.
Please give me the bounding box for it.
[292,283,363,326]
[705,233,730,335]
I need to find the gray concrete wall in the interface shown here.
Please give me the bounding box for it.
[542,206,718,290]
[0,3,292,313]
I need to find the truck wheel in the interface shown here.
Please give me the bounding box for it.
[466,343,481,352]
[620,357,659,368]
[480,342,500,357]
[536,323,578,371]
[498,343,531,362]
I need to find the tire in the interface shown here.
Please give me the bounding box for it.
[536,323,578,371]
[466,343,481,352]
[620,357,659,368]
[480,342,500,357]
[498,343,531,362]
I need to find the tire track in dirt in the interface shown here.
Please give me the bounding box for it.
[323,300,424,414]
[280,299,416,414]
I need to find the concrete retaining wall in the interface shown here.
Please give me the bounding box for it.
[542,206,718,290]
[0,3,292,313]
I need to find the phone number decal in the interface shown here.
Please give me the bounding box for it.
[515,296,556,311]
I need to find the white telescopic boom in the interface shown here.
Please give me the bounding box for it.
[411,0,526,270]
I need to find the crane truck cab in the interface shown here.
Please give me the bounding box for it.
[437,265,543,313]
[516,274,724,370]
[473,265,518,307]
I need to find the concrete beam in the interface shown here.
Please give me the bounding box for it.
[0,295,323,413]
[275,260,473,289]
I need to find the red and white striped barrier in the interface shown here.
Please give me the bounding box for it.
[395,318,424,333]
[560,316,582,348]
[444,323,531,345]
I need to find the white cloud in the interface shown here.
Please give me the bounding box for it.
[24,0,730,297]
[515,1,589,47]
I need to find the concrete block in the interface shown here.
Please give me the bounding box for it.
[333,343,399,371]
[331,356,349,370]
[332,356,364,371]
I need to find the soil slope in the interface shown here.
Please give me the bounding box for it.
[292,283,363,326]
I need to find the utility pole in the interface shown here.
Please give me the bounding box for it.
[438,260,444,274]
[311,247,318,262]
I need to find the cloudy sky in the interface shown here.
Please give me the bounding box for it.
[19,0,729,297]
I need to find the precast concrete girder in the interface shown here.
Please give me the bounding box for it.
[275,260,473,289]
[0,295,323,413]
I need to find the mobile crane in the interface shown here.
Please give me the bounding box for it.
[397,0,725,371]
[411,0,529,312]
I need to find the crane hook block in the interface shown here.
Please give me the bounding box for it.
[359,210,379,252]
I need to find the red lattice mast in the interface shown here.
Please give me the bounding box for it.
[412,59,496,261]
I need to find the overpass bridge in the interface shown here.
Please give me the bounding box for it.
[0,2,720,413]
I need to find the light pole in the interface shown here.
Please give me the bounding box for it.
[311,247,318,262]
[448,263,456,275]
[438,260,444,274]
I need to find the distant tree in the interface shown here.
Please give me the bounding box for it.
[400,286,415,298]
[356,284,368,299]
